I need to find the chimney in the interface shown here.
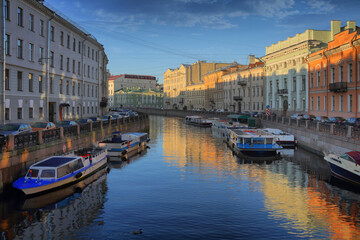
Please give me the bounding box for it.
[249,55,256,64]
[346,20,356,32]
[331,20,341,40]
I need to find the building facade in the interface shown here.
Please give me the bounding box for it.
[0,0,108,123]
[186,83,205,110]
[308,21,360,118]
[262,21,339,116]
[113,88,163,109]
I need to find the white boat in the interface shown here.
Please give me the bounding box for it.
[185,116,212,127]
[98,131,149,161]
[227,128,282,160]
[212,120,246,139]
[262,128,297,148]
[324,151,360,185]
[12,147,108,196]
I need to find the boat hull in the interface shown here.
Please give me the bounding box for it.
[325,154,360,185]
[100,141,148,161]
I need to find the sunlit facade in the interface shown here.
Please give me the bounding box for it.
[113,88,163,109]
[185,83,205,110]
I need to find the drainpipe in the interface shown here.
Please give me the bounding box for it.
[97,49,100,115]
[305,52,312,114]
[46,12,55,122]
[81,35,89,119]
[322,50,329,117]
[2,0,6,124]
[350,33,358,118]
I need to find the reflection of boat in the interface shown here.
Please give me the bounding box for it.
[98,131,149,161]
[19,168,108,210]
[277,149,295,158]
[324,151,360,185]
[226,128,282,160]
[263,128,296,148]
[13,147,108,196]
[185,116,212,127]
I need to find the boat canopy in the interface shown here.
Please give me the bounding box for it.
[227,114,250,120]
[346,151,360,165]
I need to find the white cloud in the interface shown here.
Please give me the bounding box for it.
[304,0,335,14]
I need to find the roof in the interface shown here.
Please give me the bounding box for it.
[227,114,250,119]
[34,156,78,167]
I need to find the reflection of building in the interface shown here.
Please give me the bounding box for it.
[114,88,163,109]
[1,0,108,123]
[223,56,264,112]
[262,21,339,116]
[204,64,242,110]
[164,61,235,110]
[308,21,359,118]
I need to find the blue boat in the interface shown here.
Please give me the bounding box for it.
[227,129,282,160]
[98,131,149,161]
[12,147,108,196]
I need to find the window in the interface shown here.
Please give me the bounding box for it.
[331,96,335,111]
[72,82,75,96]
[88,65,90,77]
[17,71,22,91]
[29,14,34,31]
[78,41,81,53]
[88,46,90,57]
[302,75,306,90]
[349,95,353,112]
[339,95,343,112]
[324,70,327,85]
[29,43,34,61]
[66,81,69,95]
[50,26,54,41]
[17,39,23,59]
[66,57,70,72]
[310,97,313,110]
[39,107,43,119]
[39,75,43,93]
[59,31,64,45]
[67,35,70,48]
[40,20,44,36]
[39,47,44,61]
[59,79,63,94]
[349,63,353,82]
[50,77,53,94]
[5,69,9,90]
[5,108,9,121]
[87,85,90,96]
[331,67,335,83]
[292,76,296,91]
[5,34,10,55]
[17,7,23,26]
[92,49,94,60]
[339,66,343,82]
[29,108,33,119]
[317,96,320,111]
[324,96,327,111]
[78,83,81,96]
[4,0,9,20]
[317,72,320,86]
[310,73,313,88]
[73,38,76,51]
[17,108,22,120]
[96,51,98,62]
[50,51,54,67]
[72,59,75,73]
[29,73,33,92]
[60,55,63,70]
[78,62,81,75]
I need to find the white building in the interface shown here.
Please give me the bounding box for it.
[0,0,108,123]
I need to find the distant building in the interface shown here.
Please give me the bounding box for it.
[113,88,163,109]
[186,83,205,110]
[109,74,157,108]
[0,0,108,123]
[164,61,235,110]
[262,21,338,116]
[308,21,359,118]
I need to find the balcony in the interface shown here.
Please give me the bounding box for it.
[238,80,247,86]
[233,96,242,101]
[329,82,347,93]
[277,89,288,95]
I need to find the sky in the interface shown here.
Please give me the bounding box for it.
[45,0,360,83]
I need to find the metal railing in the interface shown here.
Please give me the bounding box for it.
[80,123,91,134]
[319,123,330,133]
[14,132,38,150]
[333,125,348,137]
[43,128,61,143]
[63,125,78,137]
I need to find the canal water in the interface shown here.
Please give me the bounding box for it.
[1,115,360,239]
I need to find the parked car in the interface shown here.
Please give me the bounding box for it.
[55,121,78,128]
[31,122,56,132]
[344,117,360,127]
[111,114,123,120]
[290,113,304,120]
[302,114,315,121]
[314,116,329,123]
[89,117,101,122]
[101,115,113,121]
[119,112,130,118]
[250,112,258,117]
[76,118,93,124]
[0,123,32,137]
[325,117,346,125]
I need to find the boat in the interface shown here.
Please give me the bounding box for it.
[212,120,247,139]
[262,128,297,148]
[324,151,360,185]
[226,128,283,160]
[12,147,108,196]
[98,131,149,161]
[185,116,212,127]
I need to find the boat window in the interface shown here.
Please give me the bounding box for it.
[26,169,39,178]
[244,138,251,144]
[69,159,84,172]
[253,138,264,144]
[340,154,354,162]
[41,169,55,178]
[265,138,273,144]
[57,164,72,178]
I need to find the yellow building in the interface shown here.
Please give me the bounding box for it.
[186,83,205,110]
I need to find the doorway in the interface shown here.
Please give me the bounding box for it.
[49,102,56,122]
[282,100,288,117]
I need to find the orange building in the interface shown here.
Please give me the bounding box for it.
[308,21,360,118]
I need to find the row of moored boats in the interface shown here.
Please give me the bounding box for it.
[186,115,360,186]
[12,131,150,196]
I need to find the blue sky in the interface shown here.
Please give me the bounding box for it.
[46,0,360,83]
